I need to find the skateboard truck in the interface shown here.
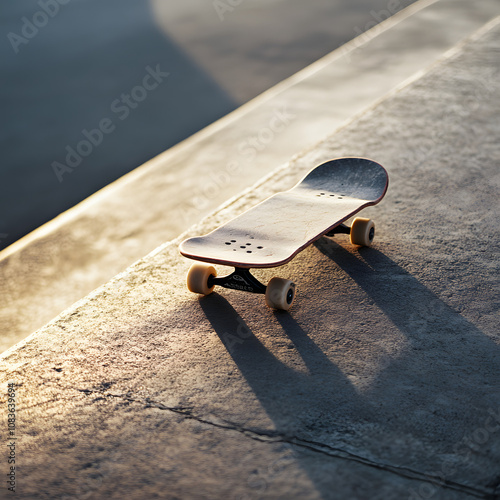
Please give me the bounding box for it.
[208,267,267,295]
[327,222,375,243]
[187,262,296,310]
[208,268,294,312]
[325,223,351,237]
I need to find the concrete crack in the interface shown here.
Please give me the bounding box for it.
[81,389,496,499]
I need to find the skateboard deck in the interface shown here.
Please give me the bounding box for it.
[180,157,388,269]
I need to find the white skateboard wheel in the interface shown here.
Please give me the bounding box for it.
[187,263,217,295]
[265,277,296,310]
[350,217,375,246]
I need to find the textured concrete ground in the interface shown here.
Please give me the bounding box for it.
[1,13,499,500]
[2,0,500,353]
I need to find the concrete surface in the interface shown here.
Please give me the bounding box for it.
[1,13,499,500]
[1,0,418,249]
[2,0,500,352]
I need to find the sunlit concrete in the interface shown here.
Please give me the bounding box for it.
[149,0,417,102]
[1,14,499,499]
[1,0,500,353]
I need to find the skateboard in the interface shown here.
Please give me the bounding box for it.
[179,157,388,310]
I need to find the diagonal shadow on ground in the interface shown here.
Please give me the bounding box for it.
[199,238,500,497]
[314,238,500,433]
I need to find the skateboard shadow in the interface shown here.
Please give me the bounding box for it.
[313,238,500,433]
[201,295,365,430]
[199,239,500,496]
[200,294,381,496]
